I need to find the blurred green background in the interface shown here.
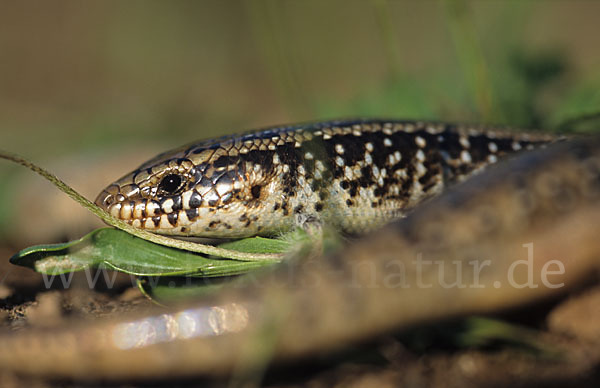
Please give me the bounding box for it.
[1,0,599,245]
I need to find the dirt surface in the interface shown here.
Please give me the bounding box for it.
[1,241,600,388]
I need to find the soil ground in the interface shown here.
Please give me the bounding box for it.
[1,243,600,388]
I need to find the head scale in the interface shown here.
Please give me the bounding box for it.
[94,141,275,238]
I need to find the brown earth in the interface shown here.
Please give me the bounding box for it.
[1,243,600,388]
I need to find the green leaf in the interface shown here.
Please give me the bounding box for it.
[10,227,280,277]
[549,76,600,133]
[138,276,236,303]
[399,316,563,359]
[217,236,292,254]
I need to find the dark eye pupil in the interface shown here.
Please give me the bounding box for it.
[158,174,182,194]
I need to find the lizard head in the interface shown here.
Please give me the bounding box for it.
[94,140,278,238]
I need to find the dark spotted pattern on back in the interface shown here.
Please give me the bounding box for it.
[95,120,557,238]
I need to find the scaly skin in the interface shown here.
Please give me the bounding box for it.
[94,120,555,237]
[1,124,597,380]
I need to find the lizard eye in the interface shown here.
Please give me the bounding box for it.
[158,174,184,195]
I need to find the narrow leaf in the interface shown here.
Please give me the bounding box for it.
[10,228,278,277]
